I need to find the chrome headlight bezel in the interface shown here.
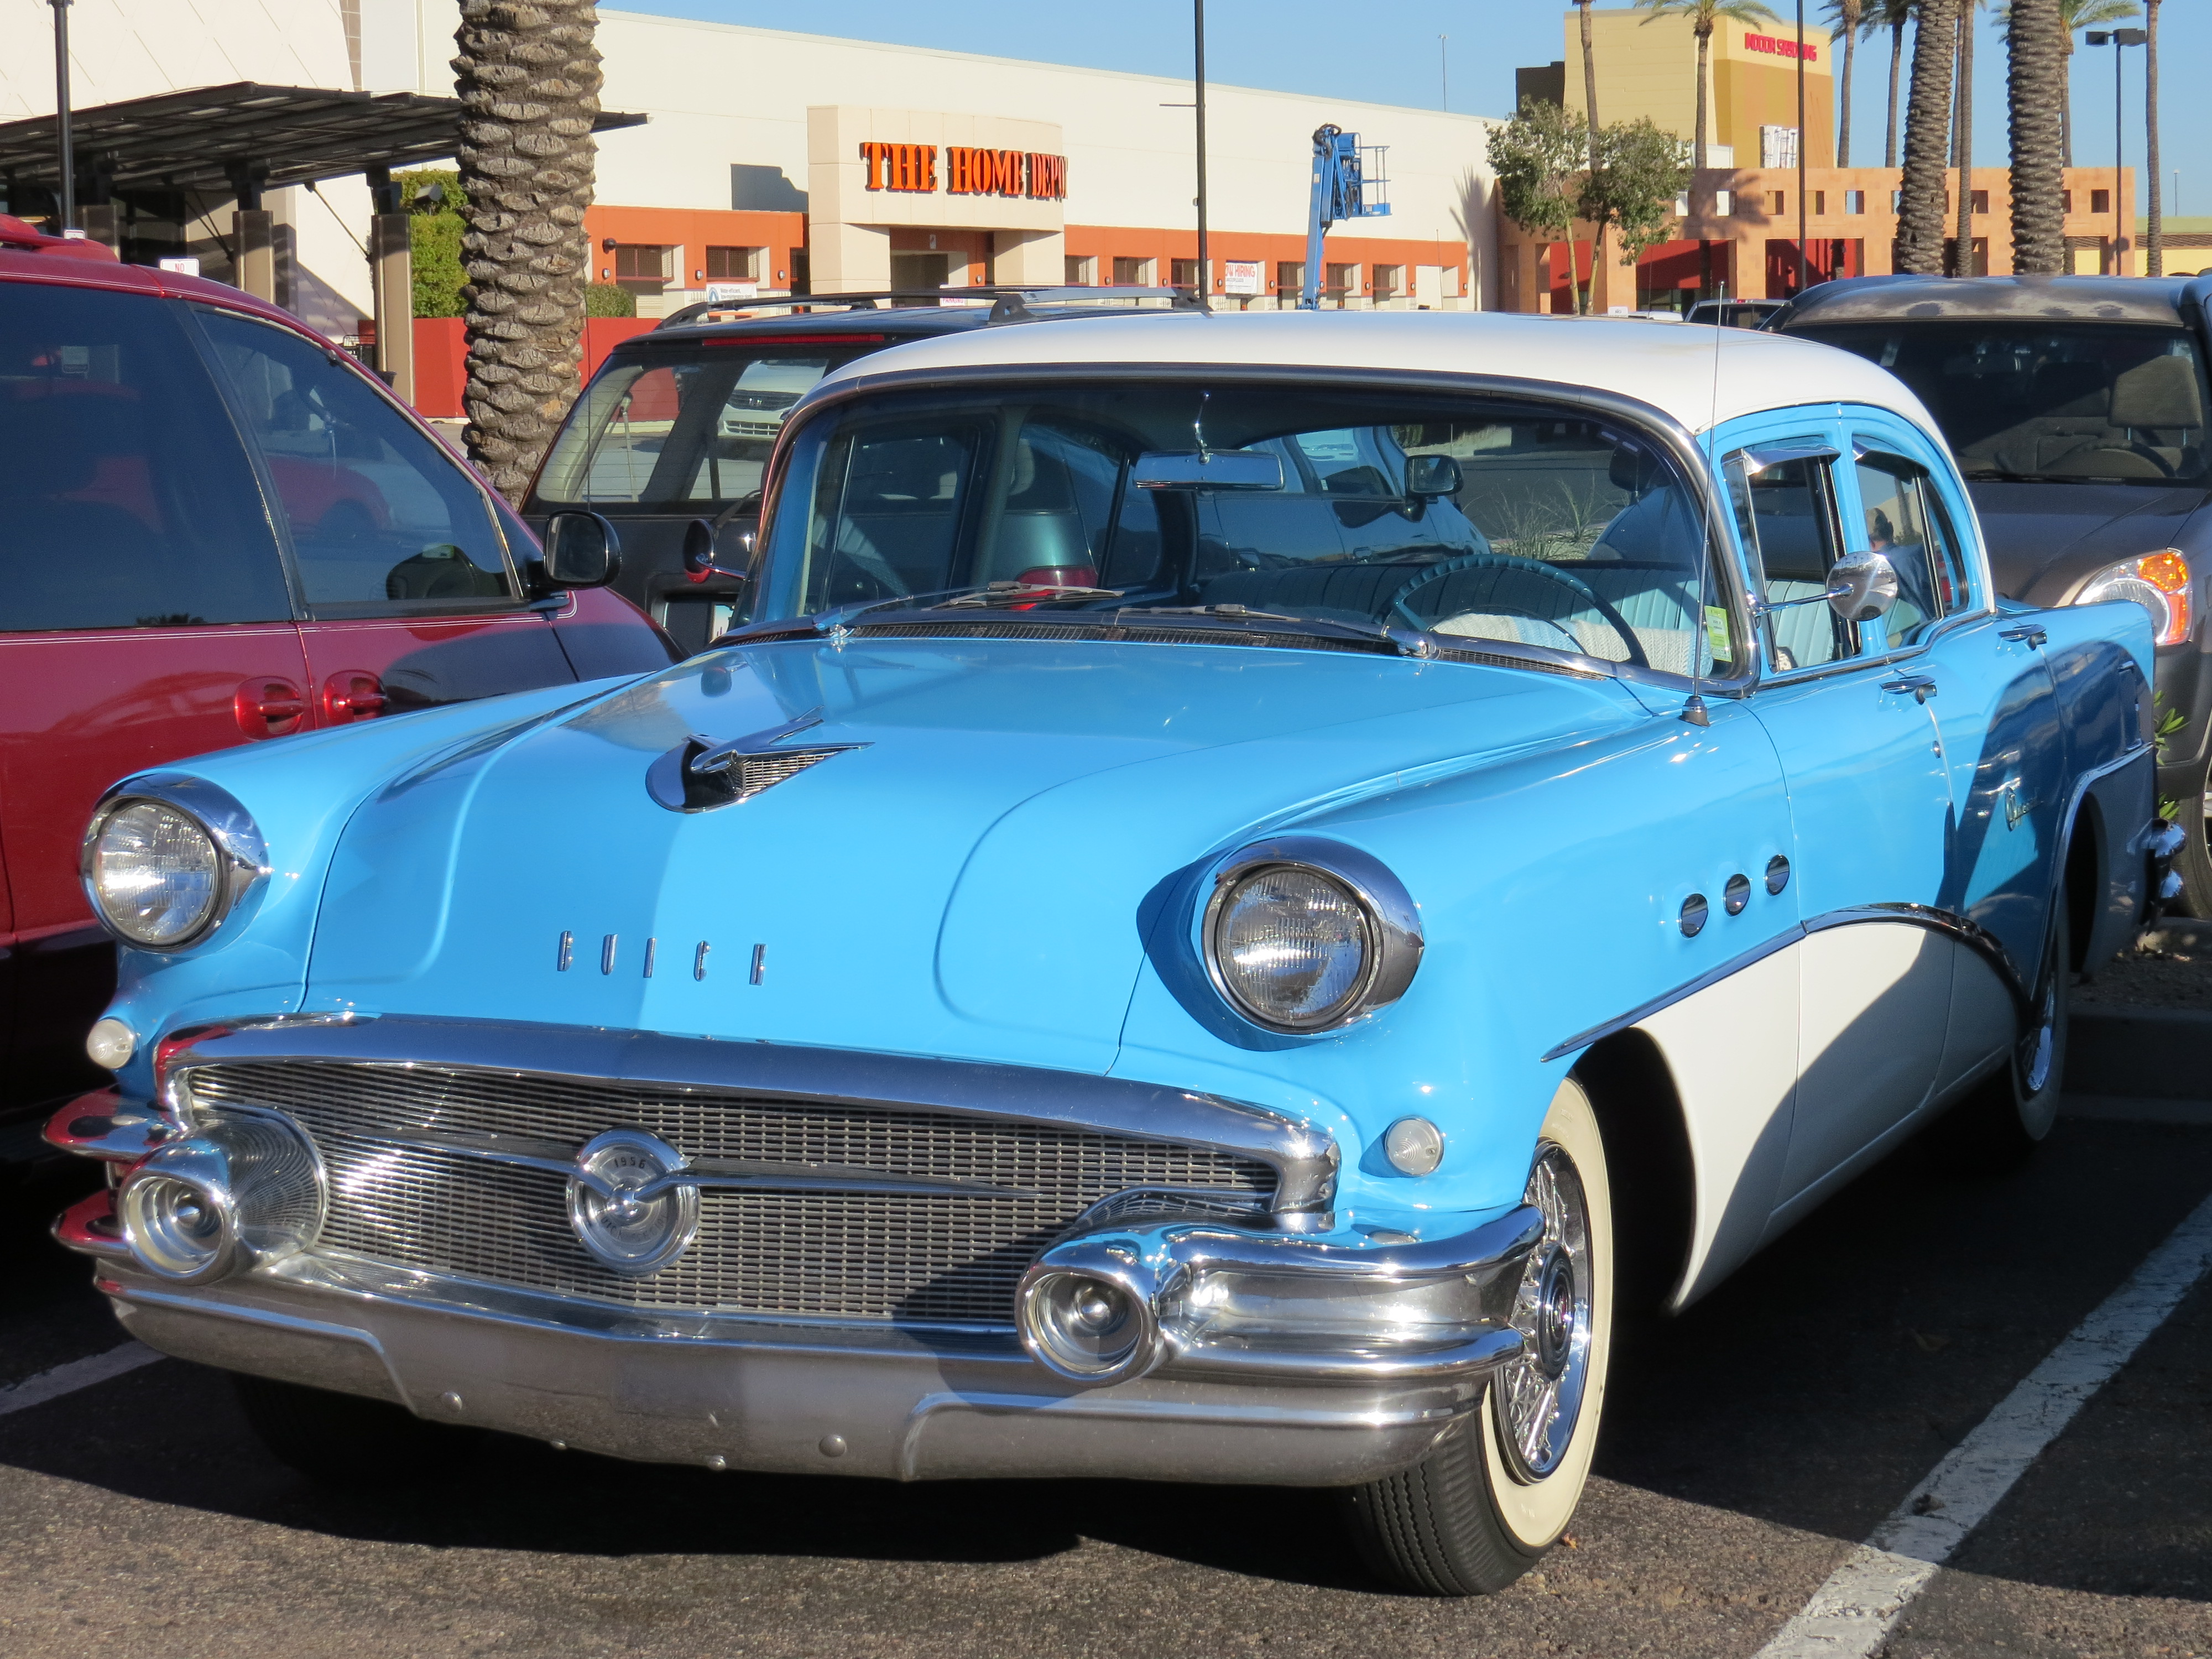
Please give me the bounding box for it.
[80,774,269,952]
[1200,837,1423,1035]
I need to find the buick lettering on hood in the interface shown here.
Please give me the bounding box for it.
[49,312,2176,1594]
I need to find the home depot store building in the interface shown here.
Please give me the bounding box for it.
[552,14,1490,315]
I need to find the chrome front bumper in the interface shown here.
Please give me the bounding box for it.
[72,1215,1536,1486]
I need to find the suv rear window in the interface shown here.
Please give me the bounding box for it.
[531,344,874,510]
[1792,321,2209,484]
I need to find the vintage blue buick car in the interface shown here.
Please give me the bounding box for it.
[51,312,2177,1595]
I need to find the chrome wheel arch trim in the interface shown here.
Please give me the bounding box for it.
[156,1013,1340,1221]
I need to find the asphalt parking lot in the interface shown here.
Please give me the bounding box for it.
[2,1081,2207,1659]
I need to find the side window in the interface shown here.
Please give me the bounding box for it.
[193,308,517,614]
[0,283,291,632]
[1725,447,1853,670]
[1851,450,1970,643]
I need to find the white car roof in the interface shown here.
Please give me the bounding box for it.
[816,309,1945,446]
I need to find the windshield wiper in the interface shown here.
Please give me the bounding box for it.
[1111,603,1438,657]
[722,581,1127,644]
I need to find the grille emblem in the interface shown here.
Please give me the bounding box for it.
[566,1129,699,1276]
[646,706,868,813]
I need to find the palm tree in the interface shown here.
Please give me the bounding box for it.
[1953,0,1981,273]
[1866,0,1914,165]
[2145,0,2161,274]
[2005,0,2068,270]
[1996,0,2136,164]
[1900,0,1961,272]
[453,0,603,504]
[1824,0,1866,165]
[1577,0,1601,314]
[1637,0,1781,174]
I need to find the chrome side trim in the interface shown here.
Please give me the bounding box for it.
[161,1014,1340,1218]
[1165,1327,1522,1382]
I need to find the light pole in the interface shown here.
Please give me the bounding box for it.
[1796,0,1809,294]
[1194,0,1209,309]
[2085,27,2146,273]
[48,0,74,232]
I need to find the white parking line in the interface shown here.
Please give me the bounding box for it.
[1755,1187,2212,1658]
[0,1342,162,1420]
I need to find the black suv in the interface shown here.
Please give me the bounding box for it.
[521,287,1195,655]
[1773,275,2212,907]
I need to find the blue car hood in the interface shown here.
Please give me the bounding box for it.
[305,637,1641,1070]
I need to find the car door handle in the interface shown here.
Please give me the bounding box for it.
[233,677,307,739]
[322,670,388,724]
[1999,624,2048,649]
[1881,673,1938,703]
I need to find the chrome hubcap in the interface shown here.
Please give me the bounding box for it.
[1495,1142,1593,1482]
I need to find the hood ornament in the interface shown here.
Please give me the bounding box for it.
[646,706,869,813]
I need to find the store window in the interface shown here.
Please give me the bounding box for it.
[612,244,671,297]
[1276,260,1304,299]
[1969,190,1990,213]
[1813,191,1827,215]
[1170,258,1203,290]
[1845,190,1866,215]
[1065,254,1097,285]
[705,246,761,282]
[1112,255,1154,285]
[2091,189,2111,215]
[1324,264,1357,307]
[1372,264,1403,301]
[1770,191,1786,216]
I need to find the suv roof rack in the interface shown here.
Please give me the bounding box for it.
[654,284,1201,331]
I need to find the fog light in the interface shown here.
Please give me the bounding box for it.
[567,1129,698,1275]
[116,1113,325,1285]
[85,1016,136,1071]
[1383,1115,1444,1176]
[1018,1267,1161,1383]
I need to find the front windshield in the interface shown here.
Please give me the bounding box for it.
[530,342,878,510]
[1791,321,2209,484]
[752,384,1738,678]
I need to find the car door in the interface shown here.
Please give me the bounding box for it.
[0,279,309,1112]
[190,305,574,724]
[1839,417,2069,1094]
[1722,421,1957,1205]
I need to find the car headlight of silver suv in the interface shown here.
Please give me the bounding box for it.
[81,776,269,950]
[1202,837,1423,1032]
[2074,548,2193,648]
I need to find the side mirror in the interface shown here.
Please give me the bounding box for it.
[541,510,620,589]
[1404,454,1462,499]
[682,517,750,584]
[1826,550,1901,622]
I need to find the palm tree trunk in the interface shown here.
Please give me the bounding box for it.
[453,0,602,504]
[1578,0,1600,314]
[2007,0,2068,270]
[1900,0,1960,272]
[1887,18,1905,165]
[2145,0,2162,274]
[2060,30,2073,165]
[1695,26,1712,171]
[1839,17,1858,165]
[1953,3,1975,273]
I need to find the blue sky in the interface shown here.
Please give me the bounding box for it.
[615,0,2203,216]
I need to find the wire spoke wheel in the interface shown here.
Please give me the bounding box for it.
[1493,1144,1595,1482]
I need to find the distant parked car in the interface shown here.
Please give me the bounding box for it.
[519,286,1198,654]
[1773,274,2212,907]
[0,214,669,1161]
[49,310,2176,1596]
[1685,297,1784,329]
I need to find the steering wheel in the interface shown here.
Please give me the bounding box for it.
[1389,552,1649,669]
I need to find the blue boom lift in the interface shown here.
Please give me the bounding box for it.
[1299,124,1390,309]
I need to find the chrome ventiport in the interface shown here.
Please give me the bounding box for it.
[114,1110,325,1285]
[1679,893,1709,937]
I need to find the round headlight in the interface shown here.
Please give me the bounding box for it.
[1211,865,1374,1029]
[1201,839,1423,1035]
[87,801,224,946]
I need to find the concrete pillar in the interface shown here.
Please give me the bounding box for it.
[990,228,1066,286]
[370,212,415,405]
[233,210,275,302]
[811,221,891,294]
[80,204,117,251]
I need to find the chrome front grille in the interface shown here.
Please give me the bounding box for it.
[186,1059,1276,1326]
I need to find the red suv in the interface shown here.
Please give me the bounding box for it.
[0,216,671,1160]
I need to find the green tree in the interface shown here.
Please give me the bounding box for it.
[453,0,603,504]
[397,168,465,318]
[1636,0,1780,174]
[1582,118,1694,270]
[1823,0,1866,164]
[2004,0,2067,270]
[1899,0,1961,272]
[1488,97,1593,312]
[585,282,635,317]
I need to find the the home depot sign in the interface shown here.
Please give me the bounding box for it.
[859,142,1068,200]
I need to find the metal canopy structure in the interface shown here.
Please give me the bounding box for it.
[0,82,647,194]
